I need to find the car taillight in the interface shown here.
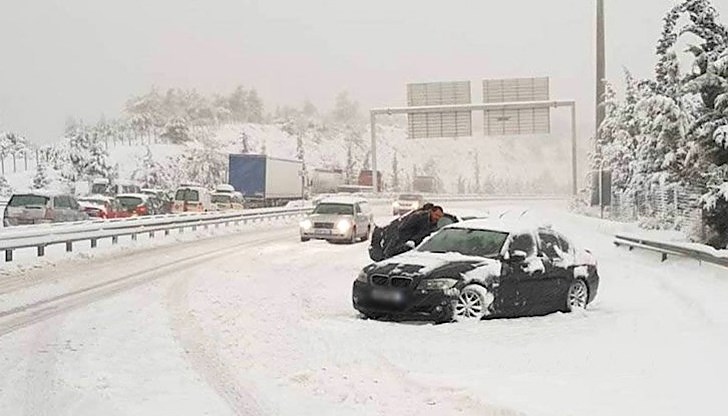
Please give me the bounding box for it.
[136,205,148,215]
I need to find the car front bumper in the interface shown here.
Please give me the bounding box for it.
[352,281,455,322]
[301,228,354,241]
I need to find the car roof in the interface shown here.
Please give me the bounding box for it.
[446,218,551,234]
[11,191,63,197]
[318,196,367,205]
[79,194,113,201]
[116,193,150,199]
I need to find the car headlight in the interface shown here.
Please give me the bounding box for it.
[393,201,400,208]
[356,270,368,283]
[337,219,352,233]
[300,219,313,230]
[417,278,458,291]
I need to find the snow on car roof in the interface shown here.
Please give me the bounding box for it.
[319,196,368,205]
[447,218,548,234]
[116,193,150,200]
[79,194,113,202]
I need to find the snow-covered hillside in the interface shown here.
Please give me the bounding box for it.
[4,122,572,195]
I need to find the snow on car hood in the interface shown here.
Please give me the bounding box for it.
[368,251,501,282]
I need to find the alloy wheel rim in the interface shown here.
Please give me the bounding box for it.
[456,290,484,319]
[569,281,588,309]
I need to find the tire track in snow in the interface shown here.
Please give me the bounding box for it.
[0,231,293,338]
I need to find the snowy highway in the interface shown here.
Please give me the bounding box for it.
[0,200,726,416]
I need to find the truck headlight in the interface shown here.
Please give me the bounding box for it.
[417,278,458,291]
[337,219,352,233]
[300,219,313,230]
[356,270,368,283]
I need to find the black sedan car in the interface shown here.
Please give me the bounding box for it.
[353,219,599,323]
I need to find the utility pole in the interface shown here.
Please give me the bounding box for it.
[596,0,606,148]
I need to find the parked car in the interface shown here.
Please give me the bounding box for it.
[172,185,213,213]
[77,195,130,219]
[3,192,89,226]
[299,197,373,243]
[211,192,244,211]
[116,193,155,216]
[392,193,425,216]
[141,188,172,214]
[353,219,599,323]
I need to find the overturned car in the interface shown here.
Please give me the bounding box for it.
[353,219,599,323]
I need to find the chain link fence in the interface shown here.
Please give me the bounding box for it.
[606,184,706,240]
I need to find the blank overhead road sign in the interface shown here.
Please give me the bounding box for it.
[407,81,472,138]
[369,99,578,195]
[483,77,551,135]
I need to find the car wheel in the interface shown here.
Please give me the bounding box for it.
[454,285,493,321]
[300,236,310,242]
[361,226,371,242]
[566,279,589,312]
[349,227,358,244]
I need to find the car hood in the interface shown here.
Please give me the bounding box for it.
[306,213,354,222]
[366,251,502,284]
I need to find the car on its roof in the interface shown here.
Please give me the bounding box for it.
[299,197,373,244]
[353,219,599,323]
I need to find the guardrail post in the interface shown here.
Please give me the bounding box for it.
[91,239,97,249]
[165,229,170,236]
[179,227,184,234]
[661,253,668,262]
[112,236,118,245]
[37,246,45,257]
[149,231,155,238]
[192,225,197,231]
[66,242,73,253]
[131,233,137,241]
[5,250,13,262]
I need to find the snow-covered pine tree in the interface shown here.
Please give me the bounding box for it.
[32,160,51,190]
[86,133,115,180]
[161,117,191,144]
[0,175,12,197]
[247,89,264,123]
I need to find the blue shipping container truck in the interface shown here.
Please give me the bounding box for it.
[228,154,304,207]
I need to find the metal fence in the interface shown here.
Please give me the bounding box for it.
[606,184,705,239]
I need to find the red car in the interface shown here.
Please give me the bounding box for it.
[78,195,131,219]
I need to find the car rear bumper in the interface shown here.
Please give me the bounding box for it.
[352,281,454,322]
[301,229,354,241]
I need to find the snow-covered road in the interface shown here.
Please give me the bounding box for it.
[0,201,726,416]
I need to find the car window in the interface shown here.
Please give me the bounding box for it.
[8,195,49,207]
[555,233,571,253]
[69,197,81,210]
[175,189,200,202]
[538,231,562,259]
[509,232,537,257]
[418,228,509,258]
[118,197,143,209]
[313,203,354,215]
[54,196,71,209]
[355,204,362,214]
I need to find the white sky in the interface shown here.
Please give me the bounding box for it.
[1,0,727,143]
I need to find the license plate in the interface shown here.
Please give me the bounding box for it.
[314,229,331,235]
[371,289,404,303]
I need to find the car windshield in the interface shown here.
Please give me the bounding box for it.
[418,228,509,258]
[90,184,108,194]
[117,197,143,209]
[8,195,49,207]
[313,203,354,215]
[212,194,231,204]
[398,194,422,201]
[175,189,200,202]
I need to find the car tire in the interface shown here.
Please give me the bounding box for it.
[565,279,589,312]
[361,226,371,242]
[454,285,493,322]
[300,237,310,242]
[349,227,358,244]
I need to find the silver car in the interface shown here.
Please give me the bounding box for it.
[392,193,425,216]
[300,197,373,243]
[3,192,89,226]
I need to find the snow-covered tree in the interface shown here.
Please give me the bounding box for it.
[32,160,51,190]
[0,175,12,197]
[132,146,166,188]
[332,91,361,126]
[161,117,191,144]
[391,151,400,191]
[183,141,226,187]
[247,89,264,123]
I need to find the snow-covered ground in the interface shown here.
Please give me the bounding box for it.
[0,200,726,416]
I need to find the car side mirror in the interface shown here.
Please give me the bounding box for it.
[405,240,416,249]
[508,250,528,263]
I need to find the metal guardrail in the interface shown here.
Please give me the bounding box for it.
[0,207,312,262]
[613,234,728,268]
